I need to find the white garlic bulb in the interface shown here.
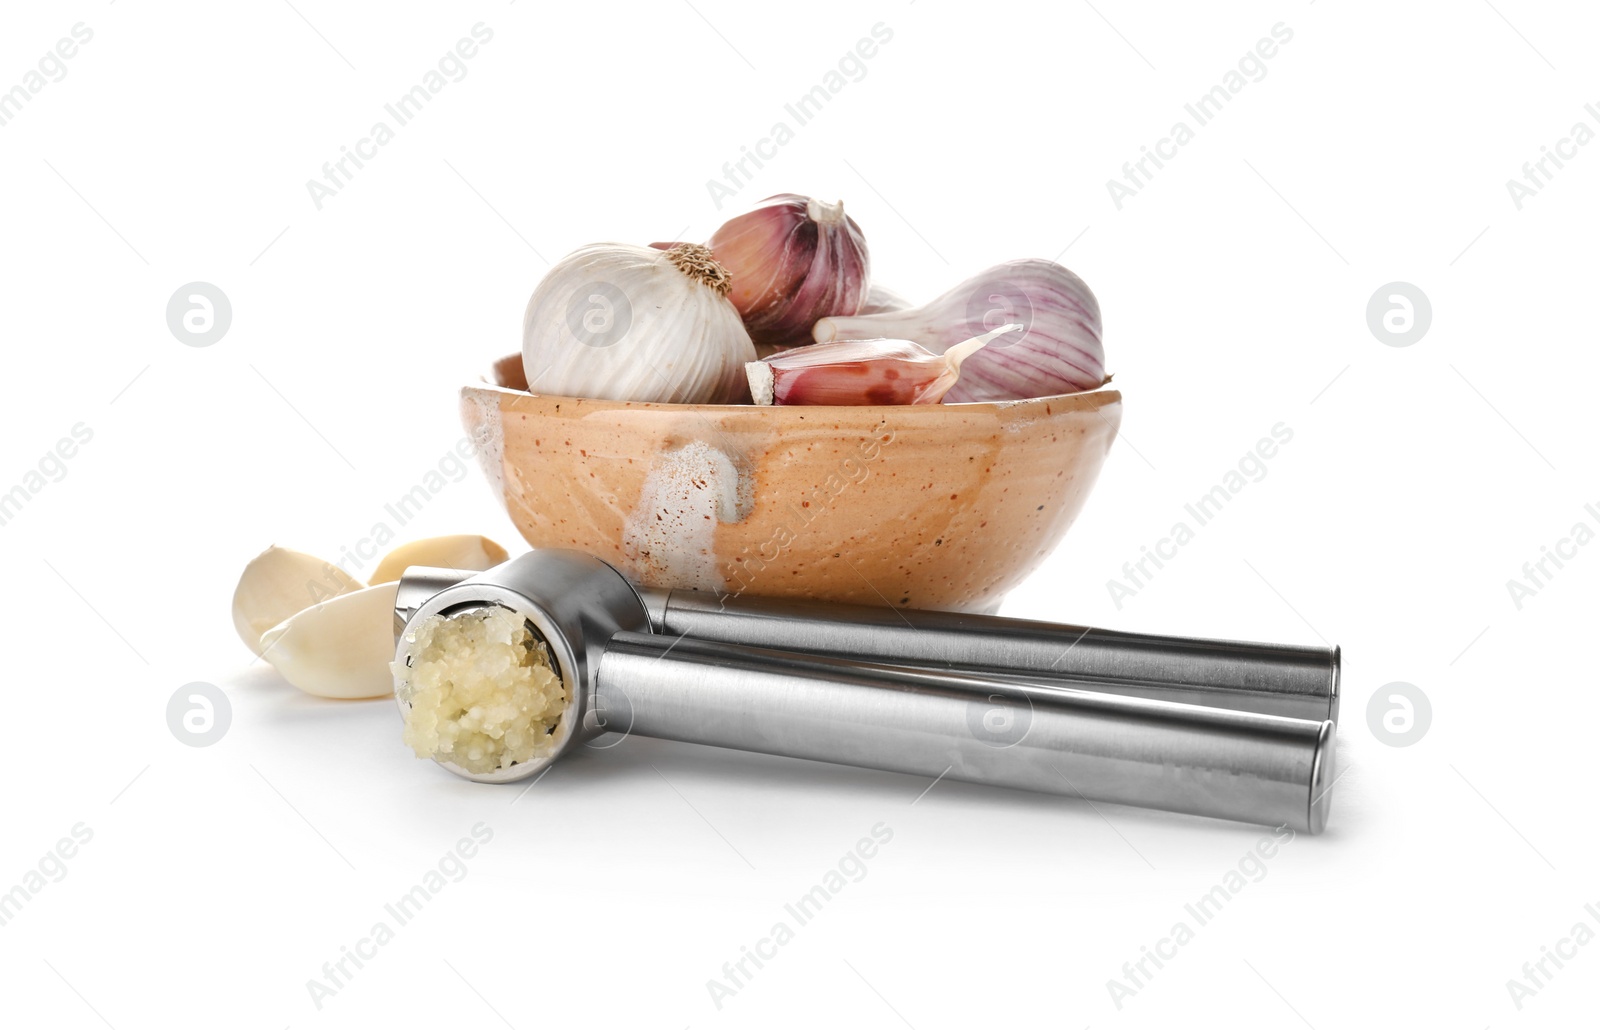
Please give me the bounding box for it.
[522,242,757,404]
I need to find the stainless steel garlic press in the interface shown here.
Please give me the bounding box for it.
[394,550,1338,833]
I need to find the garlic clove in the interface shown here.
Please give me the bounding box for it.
[748,324,1016,406]
[368,535,510,585]
[708,194,871,349]
[232,546,362,656]
[257,582,400,699]
[812,259,1105,402]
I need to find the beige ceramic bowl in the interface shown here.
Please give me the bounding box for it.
[462,355,1121,613]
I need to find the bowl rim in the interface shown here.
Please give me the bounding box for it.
[465,373,1121,417]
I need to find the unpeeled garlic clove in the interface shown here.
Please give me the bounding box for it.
[258,582,400,699]
[747,324,1017,406]
[812,259,1105,402]
[368,535,510,585]
[232,546,362,656]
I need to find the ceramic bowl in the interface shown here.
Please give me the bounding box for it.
[462,355,1121,612]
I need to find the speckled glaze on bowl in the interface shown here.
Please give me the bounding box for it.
[462,355,1121,613]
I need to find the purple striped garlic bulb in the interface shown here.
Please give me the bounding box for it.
[811,259,1105,402]
[708,194,871,350]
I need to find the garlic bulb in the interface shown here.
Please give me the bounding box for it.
[708,194,870,349]
[523,242,755,404]
[748,324,1017,406]
[812,259,1105,402]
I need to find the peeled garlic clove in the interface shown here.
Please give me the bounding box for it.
[368,535,509,585]
[812,259,1104,402]
[258,582,400,699]
[747,324,1016,406]
[232,546,362,656]
[709,194,871,349]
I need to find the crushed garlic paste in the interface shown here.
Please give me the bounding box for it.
[397,605,566,774]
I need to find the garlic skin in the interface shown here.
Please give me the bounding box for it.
[258,583,400,699]
[709,194,870,350]
[369,535,509,585]
[744,281,907,361]
[522,242,755,404]
[858,282,912,315]
[748,324,1016,406]
[232,546,361,656]
[812,259,1104,402]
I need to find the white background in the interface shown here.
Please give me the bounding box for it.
[1,1,1596,1026]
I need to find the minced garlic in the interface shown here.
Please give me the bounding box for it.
[396,605,566,775]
